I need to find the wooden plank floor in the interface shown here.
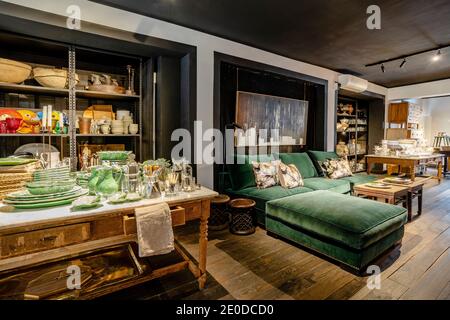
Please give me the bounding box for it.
[176,176,450,300]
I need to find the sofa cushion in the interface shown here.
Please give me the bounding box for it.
[231,185,314,212]
[307,150,339,176]
[278,163,304,189]
[341,173,378,188]
[303,177,351,194]
[266,190,407,250]
[321,157,353,179]
[252,160,280,189]
[228,154,275,190]
[279,153,318,179]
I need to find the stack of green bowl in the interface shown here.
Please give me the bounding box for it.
[33,166,72,181]
[3,166,88,209]
[76,171,90,189]
[3,183,88,209]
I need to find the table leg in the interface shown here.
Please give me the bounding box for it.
[410,165,416,181]
[198,199,210,289]
[444,155,450,175]
[437,160,443,183]
[445,156,449,176]
[418,188,423,216]
[366,160,373,175]
[387,196,395,204]
[407,192,413,222]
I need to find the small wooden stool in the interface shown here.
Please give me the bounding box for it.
[208,194,231,231]
[229,198,256,235]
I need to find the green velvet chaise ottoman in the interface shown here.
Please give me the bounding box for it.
[266,190,407,271]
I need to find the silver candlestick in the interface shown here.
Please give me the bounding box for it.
[126,65,133,95]
[131,67,136,95]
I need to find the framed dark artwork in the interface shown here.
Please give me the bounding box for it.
[235,91,308,146]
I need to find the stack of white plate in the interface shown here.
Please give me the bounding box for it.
[111,120,124,134]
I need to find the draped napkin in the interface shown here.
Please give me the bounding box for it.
[135,203,174,257]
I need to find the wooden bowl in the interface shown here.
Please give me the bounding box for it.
[33,67,79,89]
[0,58,32,84]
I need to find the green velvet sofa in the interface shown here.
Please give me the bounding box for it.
[224,151,405,271]
[226,151,377,225]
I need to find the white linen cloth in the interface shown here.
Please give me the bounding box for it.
[135,203,174,257]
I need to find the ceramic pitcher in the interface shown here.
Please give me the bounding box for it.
[88,166,101,195]
[96,166,122,199]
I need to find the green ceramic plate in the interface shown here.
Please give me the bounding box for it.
[0,158,37,166]
[97,151,131,161]
[108,198,128,204]
[33,170,70,175]
[4,189,88,205]
[33,176,72,181]
[6,186,84,200]
[71,203,102,211]
[33,174,70,179]
[9,198,78,209]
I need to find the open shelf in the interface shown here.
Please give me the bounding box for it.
[75,89,140,100]
[0,82,69,96]
[76,134,140,137]
[0,83,140,101]
[0,133,69,137]
[336,113,356,118]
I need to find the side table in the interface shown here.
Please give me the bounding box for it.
[378,177,430,221]
[229,198,256,235]
[208,194,231,231]
[354,183,409,206]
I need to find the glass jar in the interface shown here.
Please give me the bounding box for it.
[123,154,140,193]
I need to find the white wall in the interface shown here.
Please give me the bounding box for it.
[387,78,450,145]
[422,96,450,141]
[388,78,450,100]
[4,0,387,187]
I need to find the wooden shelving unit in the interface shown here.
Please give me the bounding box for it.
[336,96,369,173]
[0,34,143,169]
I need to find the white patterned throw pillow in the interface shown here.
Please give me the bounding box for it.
[252,160,281,189]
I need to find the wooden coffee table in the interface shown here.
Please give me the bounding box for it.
[354,183,409,207]
[377,176,431,221]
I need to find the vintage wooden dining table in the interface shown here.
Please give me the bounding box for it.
[0,187,217,299]
[365,154,445,182]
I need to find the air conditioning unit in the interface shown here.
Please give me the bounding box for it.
[338,74,368,93]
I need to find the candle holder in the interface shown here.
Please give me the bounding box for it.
[125,65,135,96]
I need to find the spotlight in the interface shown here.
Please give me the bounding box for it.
[400,59,406,68]
[432,50,442,62]
[381,64,385,73]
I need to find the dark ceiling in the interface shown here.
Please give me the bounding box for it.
[92,0,450,88]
